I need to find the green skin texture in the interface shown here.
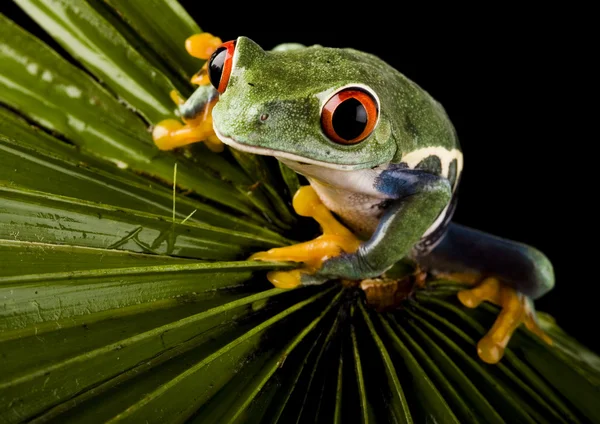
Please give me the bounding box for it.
[182,37,552,295]
[212,38,457,167]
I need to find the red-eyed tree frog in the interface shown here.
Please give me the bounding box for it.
[153,34,554,364]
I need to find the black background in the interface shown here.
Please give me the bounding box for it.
[3,3,597,352]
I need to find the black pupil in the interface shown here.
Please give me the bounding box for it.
[332,98,367,140]
[208,47,227,89]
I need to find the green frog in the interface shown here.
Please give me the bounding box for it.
[153,34,554,364]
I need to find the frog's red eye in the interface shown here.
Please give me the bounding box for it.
[208,40,236,94]
[321,87,379,145]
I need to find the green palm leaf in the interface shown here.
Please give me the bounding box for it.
[1,2,598,423]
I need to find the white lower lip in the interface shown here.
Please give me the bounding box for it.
[213,127,365,171]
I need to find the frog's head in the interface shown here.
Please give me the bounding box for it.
[209,37,424,170]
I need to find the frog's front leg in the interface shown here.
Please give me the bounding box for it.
[152,33,224,152]
[250,185,362,288]
[153,85,223,152]
[417,223,555,363]
[316,168,452,281]
[252,168,452,288]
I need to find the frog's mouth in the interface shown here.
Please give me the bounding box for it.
[214,129,372,171]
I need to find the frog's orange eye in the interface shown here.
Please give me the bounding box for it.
[208,40,236,94]
[321,87,379,145]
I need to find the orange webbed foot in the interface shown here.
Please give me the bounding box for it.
[185,33,223,86]
[152,97,222,152]
[250,186,361,288]
[458,277,552,364]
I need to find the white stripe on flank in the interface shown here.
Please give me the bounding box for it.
[401,147,464,238]
[401,147,464,180]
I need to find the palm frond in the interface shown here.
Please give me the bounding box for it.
[0,2,598,423]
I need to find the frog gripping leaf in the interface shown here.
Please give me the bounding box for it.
[154,35,555,364]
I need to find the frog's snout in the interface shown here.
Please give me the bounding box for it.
[234,36,267,64]
[211,100,271,144]
[243,103,277,129]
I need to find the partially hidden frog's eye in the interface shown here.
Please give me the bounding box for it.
[208,40,236,94]
[321,87,379,145]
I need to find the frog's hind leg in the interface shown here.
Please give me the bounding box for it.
[457,276,552,363]
[417,223,555,364]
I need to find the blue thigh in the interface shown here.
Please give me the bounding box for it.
[416,223,555,299]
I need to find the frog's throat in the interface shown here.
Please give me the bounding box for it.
[213,128,375,171]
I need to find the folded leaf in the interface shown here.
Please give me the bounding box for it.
[13,0,176,123]
[0,112,290,242]
[0,185,284,259]
[0,285,309,423]
[101,0,203,83]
